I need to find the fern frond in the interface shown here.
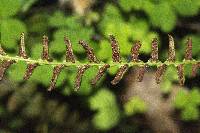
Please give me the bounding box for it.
[0,33,199,91]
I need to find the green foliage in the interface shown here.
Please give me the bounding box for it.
[89,89,120,130]
[68,66,99,95]
[0,0,27,51]
[171,0,200,16]
[1,19,26,49]
[30,65,53,86]
[20,0,39,12]
[49,11,95,54]
[99,4,158,56]
[8,61,27,82]
[174,88,200,121]
[26,13,49,33]
[146,1,176,32]
[160,65,178,93]
[119,0,200,32]
[124,96,147,116]
[0,0,22,18]
[1,0,200,132]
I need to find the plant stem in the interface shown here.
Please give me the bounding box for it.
[0,55,199,67]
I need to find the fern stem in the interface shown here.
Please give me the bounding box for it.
[0,55,199,67]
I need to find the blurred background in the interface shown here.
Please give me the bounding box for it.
[0,0,200,132]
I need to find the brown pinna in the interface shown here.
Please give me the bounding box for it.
[150,38,159,62]
[23,63,39,80]
[131,41,141,62]
[79,40,99,63]
[155,64,167,84]
[177,64,185,86]
[91,64,110,85]
[168,35,175,62]
[48,64,64,91]
[109,35,121,63]
[185,37,192,60]
[111,64,129,85]
[19,32,28,59]
[136,65,148,82]
[0,60,16,81]
[74,65,90,91]
[64,36,76,63]
[42,35,52,61]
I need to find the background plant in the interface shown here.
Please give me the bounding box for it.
[0,0,200,132]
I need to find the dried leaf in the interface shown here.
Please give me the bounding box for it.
[109,35,121,62]
[111,64,129,85]
[79,40,99,63]
[0,60,15,81]
[74,64,90,91]
[64,36,76,63]
[131,41,141,62]
[48,64,64,91]
[136,65,148,82]
[191,62,200,77]
[91,64,110,85]
[150,38,158,62]
[155,64,167,84]
[42,35,52,61]
[185,37,192,60]
[177,64,185,86]
[168,35,176,62]
[19,32,28,59]
[23,63,38,80]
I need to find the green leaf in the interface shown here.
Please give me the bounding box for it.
[119,0,145,11]
[50,27,94,54]
[108,66,120,76]
[8,61,27,82]
[31,43,42,59]
[181,105,199,121]
[89,89,120,130]
[1,19,26,50]
[0,0,22,18]
[49,11,69,27]
[161,65,179,92]
[174,89,188,109]
[140,32,159,54]
[30,65,53,86]
[97,40,112,61]
[164,65,178,81]
[146,1,176,32]
[124,96,147,116]
[171,0,200,16]
[55,68,67,87]
[92,107,120,130]
[49,11,81,29]
[67,66,98,95]
[183,64,193,77]
[100,20,133,55]
[26,13,49,33]
[100,5,153,55]
[77,66,98,95]
[189,88,200,106]
[160,79,172,93]
[174,88,200,121]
